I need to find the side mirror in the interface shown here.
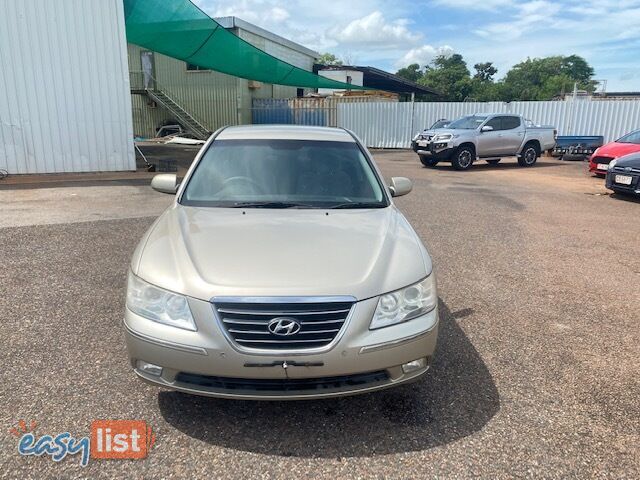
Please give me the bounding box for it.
[389,177,412,197]
[151,174,178,194]
[481,125,494,132]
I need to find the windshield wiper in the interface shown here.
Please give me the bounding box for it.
[231,201,316,209]
[329,202,387,209]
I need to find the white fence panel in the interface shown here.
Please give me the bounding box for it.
[412,102,507,135]
[510,101,569,131]
[340,103,413,148]
[338,100,640,149]
[571,101,640,141]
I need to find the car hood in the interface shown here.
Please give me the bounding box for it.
[595,141,640,158]
[614,152,640,167]
[419,129,435,136]
[420,128,459,136]
[133,205,431,301]
[429,128,468,137]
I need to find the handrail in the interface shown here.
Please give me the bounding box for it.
[129,71,209,134]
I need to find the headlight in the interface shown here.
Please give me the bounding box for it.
[434,134,457,142]
[370,275,437,329]
[412,133,420,141]
[126,272,197,331]
[609,159,617,169]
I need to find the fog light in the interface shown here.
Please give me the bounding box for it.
[136,360,163,376]
[402,357,427,374]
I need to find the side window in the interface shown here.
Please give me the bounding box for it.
[186,63,211,72]
[623,131,640,143]
[502,116,521,130]
[485,117,503,131]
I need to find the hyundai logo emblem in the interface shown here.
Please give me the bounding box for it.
[267,317,301,336]
[625,166,632,172]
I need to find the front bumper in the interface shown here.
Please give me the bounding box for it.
[589,160,610,175]
[606,170,640,196]
[124,296,439,400]
[414,143,456,160]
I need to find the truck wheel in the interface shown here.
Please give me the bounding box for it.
[452,146,475,170]
[518,143,539,167]
[419,155,439,167]
[486,159,500,165]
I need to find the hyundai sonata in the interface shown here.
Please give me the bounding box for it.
[124,125,438,399]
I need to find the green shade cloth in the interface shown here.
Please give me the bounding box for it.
[124,0,367,90]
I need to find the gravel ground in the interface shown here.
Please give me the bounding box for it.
[0,152,638,478]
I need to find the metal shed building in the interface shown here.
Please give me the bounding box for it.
[128,16,320,139]
[0,0,135,174]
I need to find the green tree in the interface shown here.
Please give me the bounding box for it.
[418,54,473,101]
[467,62,500,101]
[394,53,596,102]
[560,54,595,85]
[501,55,597,101]
[469,79,503,102]
[396,63,424,83]
[317,53,343,66]
[473,62,498,82]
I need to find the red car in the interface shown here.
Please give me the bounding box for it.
[589,129,640,176]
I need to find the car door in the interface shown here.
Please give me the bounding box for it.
[499,116,525,155]
[476,116,504,156]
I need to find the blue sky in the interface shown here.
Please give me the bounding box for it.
[194,0,640,91]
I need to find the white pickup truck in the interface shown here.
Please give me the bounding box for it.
[412,113,557,170]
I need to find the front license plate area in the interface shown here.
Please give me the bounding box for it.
[418,140,429,147]
[615,174,633,185]
[597,163,609,170]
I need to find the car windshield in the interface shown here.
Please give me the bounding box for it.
[430,119,450,129]
[617,130,640,144]
[447,115,487,129]
[180,139,388,208]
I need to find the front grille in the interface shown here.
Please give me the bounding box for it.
[612,166,640,174]
[592,156,614,164]
[213,299,354,351]
[175,370,389,393]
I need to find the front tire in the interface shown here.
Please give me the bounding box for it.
[452,146,475,171]
[518,143,539,167]
[419,155,439,168]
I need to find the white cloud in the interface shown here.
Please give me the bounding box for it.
[394,45,455,69]
[474,1,562,40]
[193,0,402,53]
[192,0,640,90]
[210,1,291,27]
[329,11,422,48]
[430,0,513,11]
[269,7,289,22]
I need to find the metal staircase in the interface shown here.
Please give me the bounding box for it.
[144,89,210,140]
[130,71,211,140]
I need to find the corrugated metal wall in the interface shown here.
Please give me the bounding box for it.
[0,0,135,174]
[237,29,313,102]
[339,100,640,149]
[128,44,239,137]
[252,96,397,127]
[128,25,319,137]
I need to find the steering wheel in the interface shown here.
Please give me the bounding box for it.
[221,176,266,195]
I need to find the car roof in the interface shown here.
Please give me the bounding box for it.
[216,125,355,142]
[472,113,520,116]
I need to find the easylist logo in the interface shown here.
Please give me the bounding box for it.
[13,419,155,467]
[91,420,152,460]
